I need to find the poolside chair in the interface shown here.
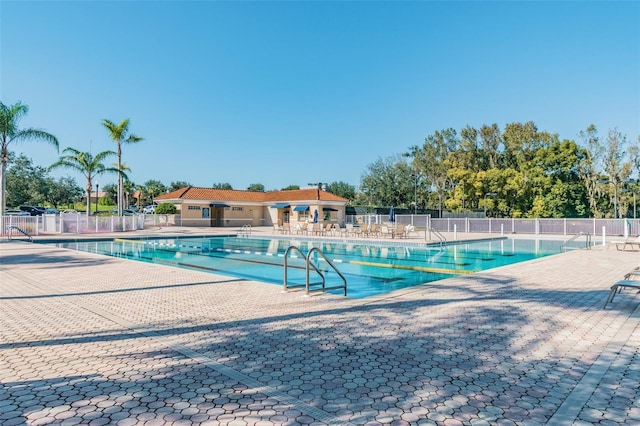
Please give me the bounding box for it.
[345,223,355,237]
[607,235,640,251]
[403,224,416,238]
[624,269,640,280]
[322,222,333,236]
[603,279,640,308]
[617,236,640,251]
[369,224,380,238]
[305,223,315,236]
[281,223,291,234]
[380,225,394,238]
[356,224,368,238]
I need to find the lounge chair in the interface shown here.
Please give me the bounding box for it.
[403,224,416,238]
[618,236,640,251]
[356,224,369,238]
[603,279,640,308]
[624,269,640,280]
[345,223,355,237]
[294,223,306,235]
[380,225,394,238]
[608,235,640,251]
[305,223,315,236]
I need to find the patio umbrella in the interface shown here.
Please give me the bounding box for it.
[389,206,395,222]
[313,209,319,223]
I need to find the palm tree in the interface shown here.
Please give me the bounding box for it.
[102,119,143,216]
[114,161,135,208]
[0,101,59,215]
[49,148,119,216]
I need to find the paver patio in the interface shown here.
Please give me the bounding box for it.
[1,230,639,425]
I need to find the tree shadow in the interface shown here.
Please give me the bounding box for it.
[2,254,638,424]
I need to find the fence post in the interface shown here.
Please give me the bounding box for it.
[564,218,567,236]
[602,226,606,246]
[454,224,457,240]
[501,223,504,236]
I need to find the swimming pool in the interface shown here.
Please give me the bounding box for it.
[51,236,578,298]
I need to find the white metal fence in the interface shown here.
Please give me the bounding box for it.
[3,213,638,238]
[1,214,145,236]
[347,214,639,237]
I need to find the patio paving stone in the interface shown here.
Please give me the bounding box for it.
[1,229,639,424]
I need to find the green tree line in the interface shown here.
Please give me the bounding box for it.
[360,122,639,218]
[2,101,638,218]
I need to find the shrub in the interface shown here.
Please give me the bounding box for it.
[156,202,177,214]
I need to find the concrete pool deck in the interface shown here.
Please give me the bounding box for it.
[1,227,639,425]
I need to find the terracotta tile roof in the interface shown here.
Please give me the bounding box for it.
[263,189,347,202]
[155,187,348,203]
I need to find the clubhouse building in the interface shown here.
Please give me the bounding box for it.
[154,186,349,228]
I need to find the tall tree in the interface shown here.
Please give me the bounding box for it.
[600,128,629,218]
[360,155,414,209]
[49,148,118,216]
[327,181,356,201]
[577,124,604,217]
[169,181,191,192]
[247,183,265,192]
[212,182,233,189]
[141,180,167,205]
[0,101,59,215]
[102,118,143,216]
[5,154,51,208]
[411,128,458,216]
[45,176,83,209]
[281,185,300,191]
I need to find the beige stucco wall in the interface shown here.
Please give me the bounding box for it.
[168,201,345,228]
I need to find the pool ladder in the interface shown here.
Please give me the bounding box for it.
[237,224,252,237]
[428,228,447,246]
[562,232,592,251]
[6,226,33,242]
[283,246,347,296]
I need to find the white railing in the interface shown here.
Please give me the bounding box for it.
[1,213,144,236]
[347,214,639,238]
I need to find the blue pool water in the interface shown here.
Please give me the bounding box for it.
[51,236,577,298]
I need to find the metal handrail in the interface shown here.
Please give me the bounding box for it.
[6,226,33,242]
[428,228,447,245]
[237,224,252,237]
[562,231,592,251]
[284,246,321,291]
[306,247,347,296]
[283,245,347,296]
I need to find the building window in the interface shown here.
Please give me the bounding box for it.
[232,207,243,211]
[188,205,201,210]
[299,211,310,221]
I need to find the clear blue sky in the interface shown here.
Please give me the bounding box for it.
[2,1,639,192]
